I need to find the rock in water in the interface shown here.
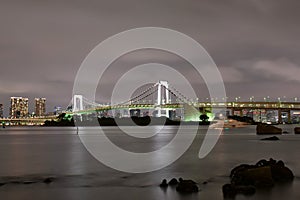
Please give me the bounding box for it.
[270,164,294,182]
[233,166,274,188]
[43,177,54,184]
[261,136,280,141]
[222,184,237,198]
[168,178,178,186]
[176,180,198,193]
[159,179,168,187]
[256,124,282,135]
[294,127,300,134]
[225,158,294,198]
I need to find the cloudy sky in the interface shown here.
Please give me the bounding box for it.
[0,0,299,115]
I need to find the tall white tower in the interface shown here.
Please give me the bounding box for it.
[156,81,171,117]
[73,95,83,112]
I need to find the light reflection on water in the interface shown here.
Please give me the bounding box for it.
[0,125,299,200]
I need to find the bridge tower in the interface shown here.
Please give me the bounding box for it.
[73,95,83,112]
[156,81,171,117]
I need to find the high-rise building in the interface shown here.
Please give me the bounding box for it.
[35,98,46,116]
[10,97,29,118]
[0,104,3,118]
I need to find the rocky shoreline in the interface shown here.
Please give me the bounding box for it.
[222,158,294,198]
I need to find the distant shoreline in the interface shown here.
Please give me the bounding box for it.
[43,116,211,127]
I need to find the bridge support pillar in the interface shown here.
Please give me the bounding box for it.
[156,81,170,118]
[288,110,291,123]
[239,110,243,117]
[278,109,282,124]
[73,95,83,112]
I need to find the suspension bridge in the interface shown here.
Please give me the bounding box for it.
[70,80,204,121]
[69,80,300,123]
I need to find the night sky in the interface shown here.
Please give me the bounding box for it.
[0,0,299,116]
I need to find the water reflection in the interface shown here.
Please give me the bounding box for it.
[0,126,299,200]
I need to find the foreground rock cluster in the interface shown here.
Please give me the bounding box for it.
[256,124,282,135]
[294,127,300,134]
[160,178,199,193]
[223,158,294,198]
[256,124,300,135]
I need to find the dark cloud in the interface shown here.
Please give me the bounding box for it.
[0,0,299,116]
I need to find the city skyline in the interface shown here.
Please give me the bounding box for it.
[0,96,48,118]
[1,0,300,116]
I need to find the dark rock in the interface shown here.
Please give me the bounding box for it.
[269,158,276,165]
[240,166,274,188]
[283,131,289,134]
[277,160,285,167]
[222,184,237,198]
[168,178,178,186]
[256,159,268,167]
[176,179,198,193]
[257,124,282,135]
[43,177,54,184]
[228,158,294,193]
[261,136,280,141]
[159,179,168,187]
[230,164,253,178]
[294,127,300,134]
[270,165,294,182]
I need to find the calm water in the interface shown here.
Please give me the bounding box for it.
[0,125,300,200]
